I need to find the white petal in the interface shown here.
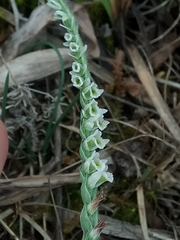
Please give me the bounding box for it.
[78,44,87,57]
[99,108,108,115]
[88,171,101,189]
[69,70,76,76]
[95,137,109,149]
[54,11,68,21]
[63,42,70,47]
[59,23,70,31]
[88,171,113,189]
[96,117,109,131]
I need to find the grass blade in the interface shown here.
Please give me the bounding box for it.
[1,73,9,122]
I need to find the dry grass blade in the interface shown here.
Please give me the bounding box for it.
[0,218,19,240]
[19,212,51,240]
[59,123,79,133]
[0,6,15,26]
[128,46,180,143]
[9,0,20,31]
[0,173,80,188]
[137,184,150,240]
[0,173,80,206]
[0,209,14,219]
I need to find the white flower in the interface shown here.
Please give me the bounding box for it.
[71,44,88,59]
[64,33,73,42]
[71,75,84,88]
[64,33,78,46]
[47,0,62,10]
[72,62,82,73]
[89,220,108,239]
[83,129,109,151]
[87,192,105,215]
[82,100,99,118]
[82,113,109,133]
[88,171,113,189]
[69,42,79,53]
[82,102,108,122]
[93,130,109,149]
[84,151,108,174]
[82,82,103,100]
[54,10,68,21]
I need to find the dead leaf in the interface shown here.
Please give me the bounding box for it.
[145,200,164,229]
[123,80,144,97]
[62,154,79,166]
[0,6,15,26]
[150,33,180,69]
[0,48,72,91]
[71,3,100,58]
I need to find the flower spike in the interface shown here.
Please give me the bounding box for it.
[47,0,113,239]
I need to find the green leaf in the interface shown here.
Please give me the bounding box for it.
[141,167,153,181]
[100,0,113,23]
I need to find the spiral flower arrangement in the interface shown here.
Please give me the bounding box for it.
[47,0,113,239]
